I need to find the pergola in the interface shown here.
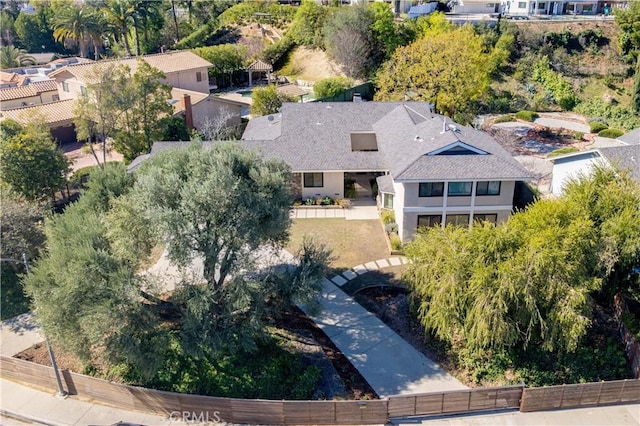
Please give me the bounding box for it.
[246,60,273,87]
[276,84,309,103]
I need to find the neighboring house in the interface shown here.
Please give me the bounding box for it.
[502,0,604,15]
[48,51,212,100]
[550,145,640,196]
[0,51,239,143]
[449,0,502,14]
[0,99,76,143]
[170,88,244,130]
[0,80,59,110]
[240,102,532,242]
[617,128,640,146]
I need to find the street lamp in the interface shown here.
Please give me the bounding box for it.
[1,255,67,397]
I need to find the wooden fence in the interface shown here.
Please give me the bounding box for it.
[387,385,523,418]
[2,356,639,424]
[520,379,640,412]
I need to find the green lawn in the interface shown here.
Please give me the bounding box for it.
[286,219,390,272]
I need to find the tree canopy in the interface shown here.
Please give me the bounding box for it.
[24,144,329,382]
[375,14,506,118]
[250,84,295,117]
[404,167,640,358]
[0,118,69,204]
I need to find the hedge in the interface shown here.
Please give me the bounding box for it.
[589,121,608,133]
[515,110,539,122]
[598,128,624,138]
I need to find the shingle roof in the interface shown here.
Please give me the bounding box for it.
[0,80,58,102]
[617,128,640,146]
[170,88,209,116]
[599,145,640,182]
[48,51,212,82]
[240,102,532,180]
[0,99,75,126]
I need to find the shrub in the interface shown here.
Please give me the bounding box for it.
[573,131,584,140]
[493,115,515,124]
[389,233,402,251]
[548,147,579,158]
[381,209,395,224]
[577,99,640,131]
[384,222,398,235]
[515,110,539,121]
[531,56,577,110]
[598,128,624,138]
[313,77,353,99]
[589,121,608,133]
[261,36,295,69]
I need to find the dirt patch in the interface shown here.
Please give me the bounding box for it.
[283,47,345,82]
[286,219,390,273]
[273,307,377,400]
[15,342,84,373]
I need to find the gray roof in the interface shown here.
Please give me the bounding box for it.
[599,145,640,182]
[617,128,640,146]
[376,174,395,194]
[241,102,531,180]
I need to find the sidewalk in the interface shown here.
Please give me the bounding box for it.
[392,403,640,425]
[1,378,172,426]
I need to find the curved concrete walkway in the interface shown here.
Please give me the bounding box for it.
[299,256,467,398]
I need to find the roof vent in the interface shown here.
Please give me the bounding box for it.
[414,135,423,141]
[448,124,461,133]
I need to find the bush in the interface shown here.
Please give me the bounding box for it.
[598,128,624,138]
[381,209,395,224]
[261,36,295,69]
[384,222,398,235]
[313,77,353,99]
[577,99,640,132]
[548,147,579,158]
[493,115,515,123]
[589,121,608,133]
[574,131,584,140]
[515,110,539,121]
[389,233,402,251]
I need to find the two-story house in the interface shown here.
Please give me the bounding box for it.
[0,51,244,143]
[240,102,532,242]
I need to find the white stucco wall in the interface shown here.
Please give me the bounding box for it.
[301,172,344,199]
[164,68,210,93]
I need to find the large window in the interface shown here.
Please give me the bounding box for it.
[518,1,526,7]
[383,193,394,209]
[448,182,472,196]
[445,214,470,227]
[419,182,444,197]
[62,82,69,92]
[473,213,497,224]
[418,215,442,228]
[196,71,203,82]
[476,181,501,196]
[303,173,323,188]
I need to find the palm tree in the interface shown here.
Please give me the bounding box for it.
[0,45,36,69]
[52,4,98,59]
[105,0,136,56]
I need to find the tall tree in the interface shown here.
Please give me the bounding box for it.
[288,0,330,47]
[51,4,100,59]
[193,44,247,87]
[375,18,496,117]
[0,11,17,46]
[323,5,377,79]
[14,9,58,53]
[128,143,326,357]
[105,0,135,56]
[0,118,70,204]
[0,45,35,68]
[73,63,130,166]
[614,0,640,57]
[114,59,173,160]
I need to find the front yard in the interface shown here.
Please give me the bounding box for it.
[286,219,390,272]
